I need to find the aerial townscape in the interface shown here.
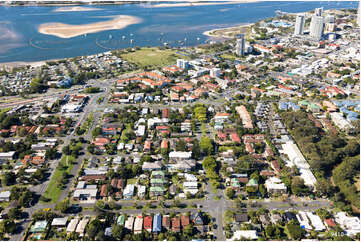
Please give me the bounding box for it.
[0,0,359,241]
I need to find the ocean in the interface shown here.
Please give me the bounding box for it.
[0,1,357,63]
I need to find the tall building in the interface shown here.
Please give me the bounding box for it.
[357,2,361,26]
[235,34,245,56]
[294,14,305,35]
[176,59,189,69]
[310,15,324,40]
[315,7,323,16]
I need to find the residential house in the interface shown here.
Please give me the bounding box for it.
[144,216,153,232]
[134,215,143,234]
[162,215,170,230]
[153,214,162,233]
[172,217,181,232]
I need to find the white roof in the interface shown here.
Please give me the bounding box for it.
[123,184,135,196]
[228,230,258,240]
[134,216,143,232]
[125,216,134,230]
[51,217,68,226]
[0,191,11,198]
[296,211,312,230]
[169,151,192,159]
[335,212,360,235]
[75,218,89,234]
[183,181,198,188]
[183,188,199,195]
[76,181,86,189]
[184,173,198,181]
[66,218,79,233]
[0,151,15,159]
[306,212,325,231]
[73,188,97,198]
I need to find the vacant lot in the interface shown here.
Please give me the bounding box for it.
[121,48,189,68]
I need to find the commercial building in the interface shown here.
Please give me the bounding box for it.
[294,14,305,35]
[315,7,323,16]
[235,34,245,56]
[310,15,324,40]
[176,59,189,69]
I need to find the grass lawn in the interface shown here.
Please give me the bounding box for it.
[120,48,189,68]
[41,155,76,204]
[221,53,238,60]
[0,107,11,114]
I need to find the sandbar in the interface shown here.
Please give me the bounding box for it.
[53,6,103,12]
[151,0,260,8]
[38,15,142,39]
[203,23,253,38]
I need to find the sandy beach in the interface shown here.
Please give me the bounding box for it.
[38,15,142,39]
[53,6,102,12]
[203,23,253,38]
[151,0,260,8]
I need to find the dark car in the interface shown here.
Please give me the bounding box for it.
[66,205,82,214]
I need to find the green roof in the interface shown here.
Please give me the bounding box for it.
[117,215,125,226]
[150,178,166,184]
[247,178,258,186]
[308,103,320,110]
[298,100,310,106]
[151,171,165,177]
[150,186,165,192]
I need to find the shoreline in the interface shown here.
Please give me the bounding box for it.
[38,15,142,39]
[150,0,260,8]
[203,23,253,38]
[53,6,102,12]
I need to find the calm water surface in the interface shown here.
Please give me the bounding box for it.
[0,1,357,62]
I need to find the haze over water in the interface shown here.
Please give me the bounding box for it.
[0,1,357,63]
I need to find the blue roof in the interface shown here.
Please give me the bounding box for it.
[279,102,288,110]
[152,213,162,232]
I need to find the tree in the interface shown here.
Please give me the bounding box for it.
[0,220,16,234]
[55,199,70,213]
[62,145,71,156]
[192,139,201,159]
[45,148,57,160]
[112,224,125,240]
[87,219,102,239]
[285,221,305,240]
[291,177,308,196]
[8,207,22,220]
[225,188,235,199]
[202,156,217,170]
[176,139,187,151]
[2,172,16,186]
[200,136,213,155]
[92,127,102,138]
[265,225,276,238]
